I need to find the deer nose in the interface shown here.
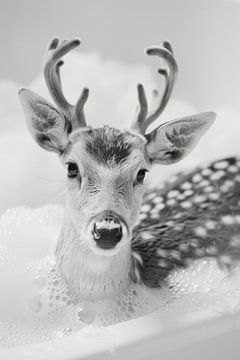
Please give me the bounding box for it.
[91,213,123,249]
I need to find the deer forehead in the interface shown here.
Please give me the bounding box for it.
[63,126,148,171]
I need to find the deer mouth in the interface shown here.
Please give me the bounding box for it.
[87,211,129,253]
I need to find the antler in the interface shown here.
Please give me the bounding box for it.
[44,38,89,131]
[132,41,178,135]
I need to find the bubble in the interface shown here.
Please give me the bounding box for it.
[76,307,96,324]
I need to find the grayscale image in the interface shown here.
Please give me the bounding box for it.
[0,1,240,359]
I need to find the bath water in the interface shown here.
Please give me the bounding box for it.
[0,205,239,348]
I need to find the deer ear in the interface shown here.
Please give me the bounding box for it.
[145,112,216,164]
[18,88,69,154]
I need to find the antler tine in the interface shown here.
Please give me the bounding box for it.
[133,41,178,135]
[163,40,174,54]
[47,39,64,92]
[44,38,88,129]
[132,84,148,133]
[73,87,89,130]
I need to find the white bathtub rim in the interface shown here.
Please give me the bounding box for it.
[1,307,240,360]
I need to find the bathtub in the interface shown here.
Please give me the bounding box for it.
[1,308,240,360]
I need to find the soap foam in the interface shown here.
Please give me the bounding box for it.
[0,205,240,348]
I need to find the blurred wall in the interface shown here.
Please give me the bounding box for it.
[0,0,240,111]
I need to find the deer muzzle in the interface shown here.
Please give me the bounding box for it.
[89,211,128,250]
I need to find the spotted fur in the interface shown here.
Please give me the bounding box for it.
[131,156,240,287]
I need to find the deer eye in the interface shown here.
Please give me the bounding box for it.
[67,162,79,178]
[135,169,148,184]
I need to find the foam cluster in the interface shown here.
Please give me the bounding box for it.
[0,205,240,348]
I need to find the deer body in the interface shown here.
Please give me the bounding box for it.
[19,38,220,300]
[132,156,240,288]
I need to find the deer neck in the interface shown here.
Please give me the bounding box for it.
[55,213,133,300]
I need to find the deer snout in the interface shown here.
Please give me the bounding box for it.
[90,211,127,250]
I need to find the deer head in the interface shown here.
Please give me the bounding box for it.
[18,38,216,299]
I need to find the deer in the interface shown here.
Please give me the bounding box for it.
[18,37,239,302]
